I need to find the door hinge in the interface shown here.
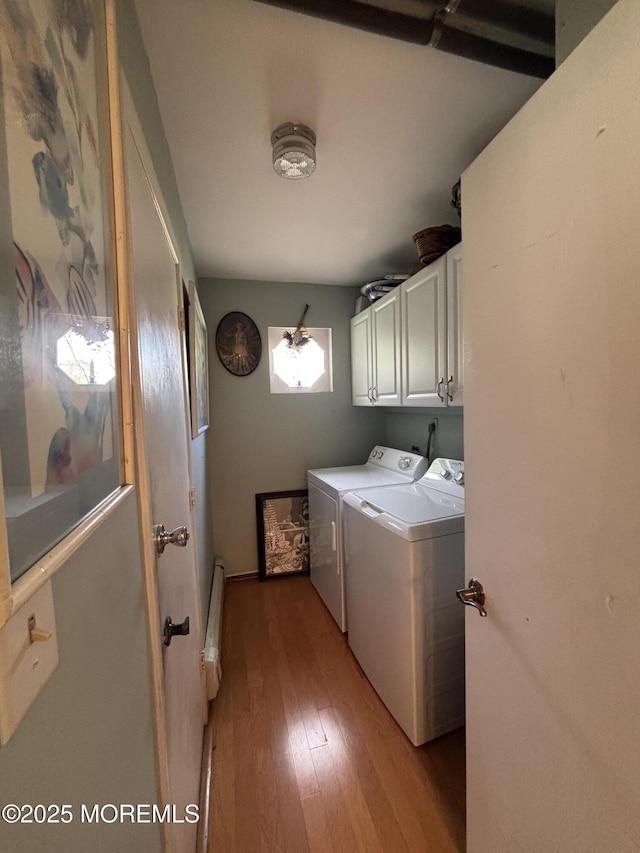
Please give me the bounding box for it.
[178,308,186,331]
[189,487,196,509]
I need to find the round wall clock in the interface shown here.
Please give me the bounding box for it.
[215,312,262,376]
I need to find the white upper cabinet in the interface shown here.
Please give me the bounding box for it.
[350,309,373,405]
[371,288,402,405]
[350,287,401,406]
[351,244,463,408]
[401,255,447,406]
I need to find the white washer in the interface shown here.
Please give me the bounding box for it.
[343,458,465,746]
[307,446,428,632]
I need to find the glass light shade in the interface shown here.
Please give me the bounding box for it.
[271,122,316,180]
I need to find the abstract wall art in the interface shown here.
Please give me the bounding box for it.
[0,0,120,579]
[188,281,209,438]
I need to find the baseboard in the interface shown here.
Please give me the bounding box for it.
[196,708,215,853]
[225,571,259,582]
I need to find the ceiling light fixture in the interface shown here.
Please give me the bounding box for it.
[271,122,316,180]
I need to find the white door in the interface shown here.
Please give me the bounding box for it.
[125,115,203,852]
[401,256,446,407]
[462,2,640,850]
[372,289,402,404]
[350,309,372,405]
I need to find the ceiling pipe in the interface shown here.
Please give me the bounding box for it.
[448,0,554,45]
[429,9,553,78]
[253,0,554,78]
[257,0,433,45]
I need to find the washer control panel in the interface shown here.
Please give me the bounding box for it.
[422,458,465,497]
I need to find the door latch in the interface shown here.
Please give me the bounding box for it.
[456,578,487,617]
[163,616,190,646]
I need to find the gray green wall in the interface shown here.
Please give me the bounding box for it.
[383,409,464,461]
[199,277,386,576]
[0,4,208,851]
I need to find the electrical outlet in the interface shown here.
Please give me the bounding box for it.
[428,418,438,431]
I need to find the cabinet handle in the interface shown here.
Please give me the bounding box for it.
[367,386,374,403]
[373,386,378,402]
[437,378,445,402]
[446,375,454,402]
[330,521,337,552]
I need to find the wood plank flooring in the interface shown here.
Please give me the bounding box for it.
[208,576,466,853]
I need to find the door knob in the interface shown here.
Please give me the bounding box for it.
[154,524,190,556]
[457,578,487,617]
[163,616,190,646]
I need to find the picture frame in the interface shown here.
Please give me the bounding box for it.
[256,490,310,580]
[188,280,209,438]
[0,0,122,583]
[215,311,262,377]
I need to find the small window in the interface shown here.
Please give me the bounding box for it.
[268,327,333,394]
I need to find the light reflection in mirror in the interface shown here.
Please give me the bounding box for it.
[56,322,115,386]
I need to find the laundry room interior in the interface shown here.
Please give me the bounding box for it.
[1,1,637,852]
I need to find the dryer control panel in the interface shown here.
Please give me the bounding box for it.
[367,447,428,480]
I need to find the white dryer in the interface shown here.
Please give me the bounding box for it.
[343,458,465,746]
[307,446,428,632]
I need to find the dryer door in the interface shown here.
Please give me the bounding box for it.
[308,483,344,631]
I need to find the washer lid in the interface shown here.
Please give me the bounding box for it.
[308,446,428,497]
[308,464,409,495]
[353,482,464,522]
[343,482,464,541]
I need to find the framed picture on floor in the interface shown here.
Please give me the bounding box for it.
[256,489,310,580]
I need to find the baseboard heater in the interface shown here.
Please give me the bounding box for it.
[203,558,225,700]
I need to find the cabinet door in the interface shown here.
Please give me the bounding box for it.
[350,310,372,405]
[446,244,464,406]
[401,256,447,407]
[372,289,402,405]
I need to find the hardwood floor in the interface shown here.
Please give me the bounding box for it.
[207,576,466,852]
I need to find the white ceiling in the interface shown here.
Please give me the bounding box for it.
[134,0,543,286]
